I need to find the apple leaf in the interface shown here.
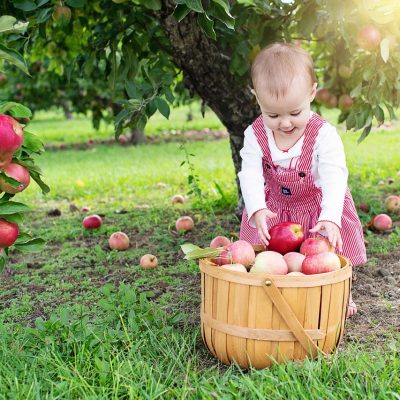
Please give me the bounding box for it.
[180,243,201,255]
[380,38,390,63]
[184,247,219,260]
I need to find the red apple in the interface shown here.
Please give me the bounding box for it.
[109,232,129,251]
[82,214,102,229]
[283,252,306,273]
[118,135,129,145]
[80,206,90,213]
[315,88,331,104]
[175,216,194,232]
[171,194,185,205]
[385,195,400,214]
[0,163,30,193]
[326,95,338,109]
[357,25,381,51]
[268,222,304,254]
[300,237,334,256]
[214,240,255,267]
[250,251,288,274]
[357,202,370,213]
[140,254,158,269]
[209,235,231,248]
[220,263,247,273]
[0,218,19,247]
[371,214,392,231]
[338,94,353,111]
[302,252,341,275]
[0,115,24,167]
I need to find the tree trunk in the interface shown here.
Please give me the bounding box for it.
[130,128,146,145]
[157,1,259,215]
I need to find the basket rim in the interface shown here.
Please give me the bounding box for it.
[199,255,352,288]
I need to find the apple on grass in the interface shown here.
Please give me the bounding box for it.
[82,214,102,229]
[176,216,194,232]
[171,195,185,205]
[109,232,129,251]
[302,252,341,274]
[250,251,288,275]
[385,195,400,214]
[371,214,392,231]
[213,240,255,267]
[140,254,158,269]
[268,222,304,254]
[300,237,334,256]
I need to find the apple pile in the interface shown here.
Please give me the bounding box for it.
[209,223,341,276]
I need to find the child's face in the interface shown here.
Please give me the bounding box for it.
[255,77,317,138]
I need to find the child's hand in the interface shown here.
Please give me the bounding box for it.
[254,209,278,247]
[309,221,343,252]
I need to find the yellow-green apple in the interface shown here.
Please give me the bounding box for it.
[140,254,158,269]
[385,195,400,214]
[220,263,247,273]
[357,25,381,51]
[283,252,306,273]
[300,237,334,256]
[52,5,72,25]
[214,240,255,267]
[175,216,194,231]
[109,232,129,251]
[0,163,30,193]
[371,214,392,231]
[268,222,304,254]
[0,218,19,247]
[250,251,288,274]
[0,114,24,168]
[302,252,341,274]
[338,65,353,79]
[82,214,102,229]
[209,235,231,248]
[171,194,185,205]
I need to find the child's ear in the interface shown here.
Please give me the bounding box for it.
[310,82,317,102]
[250,88,259,102]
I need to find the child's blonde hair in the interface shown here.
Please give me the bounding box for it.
[251,43,317,99]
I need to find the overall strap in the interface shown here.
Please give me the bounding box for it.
[252,115,273,164]
[297,113,325,172]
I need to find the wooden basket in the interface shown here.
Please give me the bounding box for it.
[200,255,352,369]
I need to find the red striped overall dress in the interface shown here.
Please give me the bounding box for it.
[240,114,367,267]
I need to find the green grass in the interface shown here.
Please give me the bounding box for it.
[1,109,400,398]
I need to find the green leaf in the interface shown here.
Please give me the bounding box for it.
[197,13,216,40]
[13,1,37,12]
[0,201,31,215]
[125,81,138,99]
[154,98,170,119]
[380,38,390,63]
[0,102,32,118]
[173,4,191,22]
[373,105,384,124]
[14,238,45,253]
[350,83,362,98]
[4,213,23,224]
[138,0,161,10]
[0,16,17,33]
[357,124,372,144]
[176,0,203,13]
[184,247,219,260]
[0,45,29,75]
[212,0,231,14]
[29,170,50,195]
[66,0,85,7]
[180,243,201,255]
[23,131,45,153]
[36,7,53,24]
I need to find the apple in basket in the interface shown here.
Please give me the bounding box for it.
[283,252,305,273]
[250,251,288,275]
[220,263,247,273]
[213,240,255,267]
[268,222,304,254]
[302,252,341,274]
[300,237,334,256]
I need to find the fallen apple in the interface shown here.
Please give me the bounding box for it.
[268,222,304,254]
[209,235,231,248]
[283,252,306,273]
[385,195,400,214]
[371,213,392,231]
[220,263,247,273]
[300,237,334,256]
[250,251,288,275]
[214,240,255,267]
[176,216,194,232]
[140,254,158,269]
[80,206,90,213]
[171,194,185,205]
[302,252,341,274]
[82,214,102,229]
[0,163,30,193]
[0,218,19,247]
[109,231,129,251]
[357,202,370,213]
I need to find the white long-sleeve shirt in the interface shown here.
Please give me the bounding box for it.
[238,114,348,228]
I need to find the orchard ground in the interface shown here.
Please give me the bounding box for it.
[0,105,399,398]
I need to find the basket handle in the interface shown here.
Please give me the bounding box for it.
[262,278,326,358]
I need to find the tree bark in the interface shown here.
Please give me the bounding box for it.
[156,1,259,214]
